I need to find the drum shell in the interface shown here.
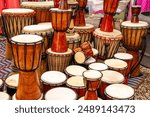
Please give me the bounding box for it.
[0,79,4,91]
[76,0,87,8]
[120,26,148,50]
[51,10,72,31]
[11,41,43,71]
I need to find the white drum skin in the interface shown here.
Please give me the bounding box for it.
[105,84,135,100]
[40,71,67,94]
[65,65,87,76]
[44,87,77,100]
[0,92,11,100]
[88,62,108,71]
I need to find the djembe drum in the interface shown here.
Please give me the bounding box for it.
[22,24,53,77]
[105,84,135,100]
[10,34,43,100]
[83,70,102,100]
[114,53,133,84]
[44,87,77,100]
[21,1,54,23]
[99,70,124,99]
[121,6,149,77]
[66,76,85,98]
[1,8,35,60]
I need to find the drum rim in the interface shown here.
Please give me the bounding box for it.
[84,57,96,65]
[41,79,66,86]
[46,48,73,55]
[121,21,149,28]
[88,62,108,71]
[66,76,85,89]
[50,8,72,12]
[66,33,81,42]
[74,24,94,30]
[0,92,11,100]
[65,65,87,76]
[104,84,135,100]
[44,87,78,100]
[82,70,103,81]
[114,53,133,60]
[2,8,35,14]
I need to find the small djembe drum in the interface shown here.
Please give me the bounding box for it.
[83,70,102,100]
[1,8,35,60]
[99,70,124,99]
[10,34,43,100]
[44,87,77,100]
[21,1,54,23]
[114,53,133,84]
[40,71,67,94]
[121,6,149,77]
[22,24,53,77]
[105,84,135,100]
[66,76,85,98]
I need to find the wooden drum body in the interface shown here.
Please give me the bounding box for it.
[40,71,67,94]
[22,24,53,77]
[93,28,122,60]
[99,70,124,99]
[47,48,73,72]
[1,8,35,60]
[121,21,149,77]
[21,1,54,23]
[66,76,85,98]
[10,34,43,100]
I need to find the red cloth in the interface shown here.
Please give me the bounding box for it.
[5,0,20,9]
[0,0,5,14]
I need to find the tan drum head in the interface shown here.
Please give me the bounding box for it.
[11,34,43,44]
[41,71,67,86]
[44,87,77,100]
[121,21,149,28]
[5,74,19,88]
[74,51,86,64]
[2,8,34,14]
[88,62,108,71]
[83,70,102,81]
[74,24,94,30]
[84,57,96,65]
[65,65,87,76]
[105,84,135,100]
[0,92,11,100]
[66,33,81,42]
[78,96,102,100]
[0,79,3,88]
[101,70,124,84]
[114,53,133,60]
[66,76,85,89]
[38,22,52,27]
[22,25,53,34]
[50,8,72,12]
[104,59,127,70]
[47,48,73,55]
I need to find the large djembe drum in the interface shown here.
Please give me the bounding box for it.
[10,34,43,100]
[21,1,54,23]
[22,24,53,77]
[1,8,35,60]
[121,6,149,77]
[83,70,102,100]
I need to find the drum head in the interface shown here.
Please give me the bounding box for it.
[88,63,108,71]
[101,70,124,84]
[5,74,19,88]
[2,8,34,14]
[105,84,134,100]
[66,33,80,42]
[121,21,148,28]
[74,24,94,30]
[74,51,86,64]
[104,59,127,70]
[66,76,85,88]
[47,48,73,55]
[11,34,43,44]
[41,71,67,85]
[84,57,96,65]
[0,79,3,88]
[114,53,133,60]
[38,22,52,27]
[0,92,10,100]
[65,65,87,76]
[45,87,77,100]
[92,48,98,56]
[83,70,102,81]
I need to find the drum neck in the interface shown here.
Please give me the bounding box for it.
[59,0,69,10]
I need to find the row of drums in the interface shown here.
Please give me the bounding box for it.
[0,52,135,100]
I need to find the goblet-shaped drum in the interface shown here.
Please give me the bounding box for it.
[1,8,35,60]
[50,8,72,52]
[10,34,43,100]
[83,70,102,100]
[100,0,119,32]
[74,0,87,26]
[21,1,54,23]
[131,5,141,23]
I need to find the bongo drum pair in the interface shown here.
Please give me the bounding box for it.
[93,29,122,60]
[22,24,53,77]
[1,8,35,60]
[5,74,19,96]
[66,76,85,98]
[105,84,135,100]
[10,34,43,100]
[40,71,67,94]
[21,1,54,23]
[99,70,124,99]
